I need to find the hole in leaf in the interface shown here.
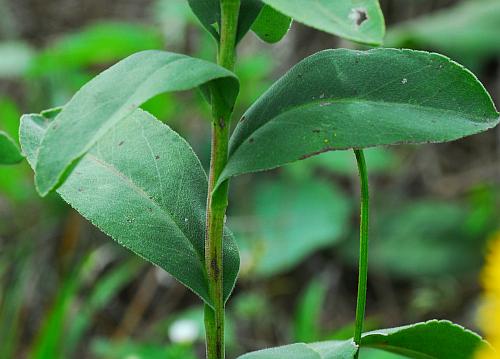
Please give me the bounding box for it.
[349,8,368,26]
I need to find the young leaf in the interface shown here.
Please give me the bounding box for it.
[251,5,292,44]
[361,320,494,359]
[187,0,263,43]
[33,50,239,196]
[260,0,385,45]
[20,109,239,307]
[0,131,23,165]
[218,49,499,186]
[237,340,357,359]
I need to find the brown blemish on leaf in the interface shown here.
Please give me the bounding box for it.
[299,147,335,160]
[155,155,160,160]
[118,140,125,146]
[349,8,368,26]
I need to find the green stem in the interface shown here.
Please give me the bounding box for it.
[353,149,370,350]
[204,1,239,359]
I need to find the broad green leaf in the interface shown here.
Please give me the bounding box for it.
[187,0,263,43]
[20,109,239,307]
[31,22,164,75]
[233,178,351,276]
[251,5,292,43]
[237,340,357,359]
[361,320,493,359]
[218,49,499,186]
[34,50,239,196]
[238,320,492,359]
[261,0,385,45]
[0,41,34,78]
[385,0,500,68]
[0,131,23,165]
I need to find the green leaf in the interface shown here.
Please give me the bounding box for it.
[261,0,385,45]
[20,109,239,307]
[238,320,493,359]
[234,178,351,276]
[218,49,499,186]
[0,131,23,165]
[360,320,493,359]
[385,0,500,67]
[237,340,357,359]
[187,0,263,43]
[252,5,292,43]
[33,50,239,196]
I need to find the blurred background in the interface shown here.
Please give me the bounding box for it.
[0,0,499,358]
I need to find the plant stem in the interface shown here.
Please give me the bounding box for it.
[204,1,239,359]
[353,149,370,353]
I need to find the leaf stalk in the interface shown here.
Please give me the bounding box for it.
[353,149,370,353]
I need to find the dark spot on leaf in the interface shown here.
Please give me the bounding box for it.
[118,141,125,146]
[249,138,255,143]
[349,8,368,26]
[155,155,160,160]
[313,129,321,133]
[240,116,246,122]
[78,188,83,192]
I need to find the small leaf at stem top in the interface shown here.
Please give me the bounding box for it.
[251,5,292,44]
[260,0,385,45]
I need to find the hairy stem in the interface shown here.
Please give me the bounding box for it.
[204,1,239,359]
[353,149,370,351]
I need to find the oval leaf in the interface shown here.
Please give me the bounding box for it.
[34,50,239,196]
[0,131,23,165]
[261,0,385,45]
[252,5,292,44]
[238,340,357,359]
[188,0,263,43]
[218,49,499,186]
[20,109,239,307]
[361,320,494,359]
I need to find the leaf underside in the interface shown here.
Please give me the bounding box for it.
[34,50,239,196]
[252,5,292,44]
[218,48,499,187]
[261,0,385,45]
[237,320,493,359]
[20,109,239,307]
[0,131,23,165]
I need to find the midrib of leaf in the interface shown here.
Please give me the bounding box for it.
[232,97,497,152]
[81,153,206,269]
